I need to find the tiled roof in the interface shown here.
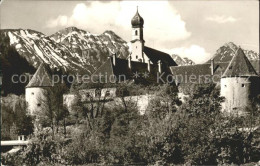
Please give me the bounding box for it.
[26,63,53,88]
[170,62,229,84]
[144,46,177,66]
[250,60,260,76]
[222,48,258,77]
[89,57,172,84]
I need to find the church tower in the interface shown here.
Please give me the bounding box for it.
[130,7,145,63]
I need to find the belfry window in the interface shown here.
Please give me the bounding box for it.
[135,30,138,35]
[242,84,245,87]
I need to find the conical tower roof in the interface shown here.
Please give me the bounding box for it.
[26,63,53,88]
[222,47,258,77]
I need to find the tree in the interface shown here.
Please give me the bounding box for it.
[35,84,69,139]
[1,94,33,140]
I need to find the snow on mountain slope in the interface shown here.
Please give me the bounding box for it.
[50,27,129,73]
[2,27,130,75]
[211,42,259,63]
[4,29,87,74]
[171,54,195,66]
[207,42,259,74]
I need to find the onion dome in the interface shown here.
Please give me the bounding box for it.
[131,8,144,28]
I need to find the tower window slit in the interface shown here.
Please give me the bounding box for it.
[135,30,138,35]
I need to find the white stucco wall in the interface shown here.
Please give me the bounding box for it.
[220,77,251,115]
[25,87,48,115]
[131,41,145,63]
[113,94,154,114]
[63,94,78,112]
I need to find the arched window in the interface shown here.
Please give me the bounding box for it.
[135,30,138,35]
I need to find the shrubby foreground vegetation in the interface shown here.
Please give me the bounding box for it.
[2,84,260,165]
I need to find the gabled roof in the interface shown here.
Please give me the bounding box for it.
[26,63,53,88]
[144,46,177,66]
[222,48,258,77]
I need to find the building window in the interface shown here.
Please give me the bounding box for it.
[86,93,90,97]
[31,92,34,95]
[37,103,41,107]
[105,91,110,97]
[95,89,101,97]
[242,84,245,87]
[136,55,138,59]
[135,30,138,35]
[224,85,227,87]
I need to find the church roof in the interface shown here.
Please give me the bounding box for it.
[144,46,177,66]
[88,57,172,85]
[26,63,53,88]
[170,62,229,84]
[131,9,144,28]
[222,48,258,77]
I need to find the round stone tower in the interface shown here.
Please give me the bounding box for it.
[220,48,260,116]
[25,63,53,115]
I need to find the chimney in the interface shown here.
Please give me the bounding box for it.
[128,56,132,69]
[158,60,162,73]
[211,58,214,75]
[113,53,116,66]
[147,60,151,72]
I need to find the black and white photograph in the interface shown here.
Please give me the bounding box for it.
[0,0,259,165]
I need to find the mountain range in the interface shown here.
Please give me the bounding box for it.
[1,27,130,75]
[209,42,259,63]
[1,27,259,76]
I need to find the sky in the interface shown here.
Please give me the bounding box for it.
[0,0,259,64]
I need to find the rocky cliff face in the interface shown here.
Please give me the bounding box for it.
[171,54,195,66]
[1,27,130,75]
[211,42,259,63]
[1,27,195,76]
[209,42,259,74]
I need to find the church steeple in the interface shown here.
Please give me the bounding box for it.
[131,6,144,28]
[131,7,144,41]
[130,7,145,63]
